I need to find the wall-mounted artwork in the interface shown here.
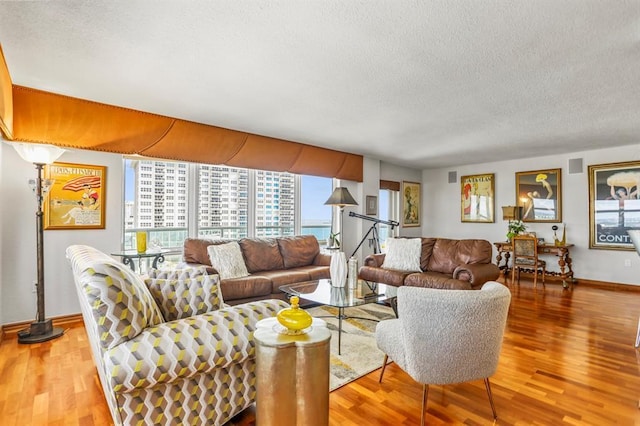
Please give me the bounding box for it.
[402,181,420,227]
[366,195,378,215]
[44,162,106,230]
[515,168,562,223]
[461,173,494,223]
[588,161,640,250]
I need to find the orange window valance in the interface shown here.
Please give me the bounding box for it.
[0,45,362,181]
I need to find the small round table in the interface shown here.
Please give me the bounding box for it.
[254,317,331,426]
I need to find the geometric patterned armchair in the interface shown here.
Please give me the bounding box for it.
[66,244,288,426]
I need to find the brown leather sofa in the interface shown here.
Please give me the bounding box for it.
[182,235,330,304]
[359,238,500,290]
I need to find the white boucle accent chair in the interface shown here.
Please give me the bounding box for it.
[375,282,511,423]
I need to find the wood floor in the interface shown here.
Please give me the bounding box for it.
[1,278,640,425]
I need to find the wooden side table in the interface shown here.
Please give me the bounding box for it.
[254,317,331,426]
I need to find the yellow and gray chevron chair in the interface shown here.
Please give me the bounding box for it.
[66,244,289,426]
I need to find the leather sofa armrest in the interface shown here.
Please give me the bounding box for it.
[104,299,289,393]
[313,252,331,266]
[364,253,386,268]
[453,263,500,288]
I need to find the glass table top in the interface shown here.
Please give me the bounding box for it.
[280,279,396,308]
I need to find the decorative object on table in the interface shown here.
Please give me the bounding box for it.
[43,161,107,230]
[365,195,378,215]
[588,160,640,250]
[626,230,640,348]
[402,180,421,227]
[507,220,527,242]
[502,205,525,241]
[329,251,347,287]
[327,231,340,249]
[553,223,567,246]
[461,173,495,223]
[8,142,66,343]
[276,296,312,335]
[136,231,147,253]
[347,256,358,288]
[515,168,562,222]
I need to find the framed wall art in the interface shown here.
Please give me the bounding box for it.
[44,162,107,230]
[515,168,562,222]
[461,173,495,223]
[588,161,640,250]
[401,181,420,227]
[365,195,378,215]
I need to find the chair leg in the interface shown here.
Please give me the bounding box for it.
[635,318,640,348]
[484,378,497,419]
[542,266,546,288]
[510,265,516,286]
[379,355,388,383]
[421,383,429,425]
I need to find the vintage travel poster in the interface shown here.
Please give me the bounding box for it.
[461,173,495,223]
[44,162,106,230]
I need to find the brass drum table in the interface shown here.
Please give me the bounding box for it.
[254,317,331,426]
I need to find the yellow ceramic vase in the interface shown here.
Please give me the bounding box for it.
[277,296,312,332]
[136,231,147,254]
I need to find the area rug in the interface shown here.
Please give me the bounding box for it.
[306,303,396,391]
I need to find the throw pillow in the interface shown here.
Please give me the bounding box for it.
[382,238,422,272]
[144,274,223,321]
[206,241,250,280]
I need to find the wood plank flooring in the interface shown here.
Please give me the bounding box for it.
[1,279,639,425]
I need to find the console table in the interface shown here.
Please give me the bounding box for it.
[493,241,575,289]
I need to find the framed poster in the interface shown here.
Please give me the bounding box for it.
[516,168,562,222]
[461,173,495,223]
[402,181,420,227]
[44,162,106,230]
[365,195,378,215]
[589,161,640,250]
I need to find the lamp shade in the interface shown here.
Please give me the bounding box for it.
[9,142,65,164]
[501,205,523,221]
[324,187,358,207]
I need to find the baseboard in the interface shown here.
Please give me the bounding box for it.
[576,278,640,292]
[2,313,84,340]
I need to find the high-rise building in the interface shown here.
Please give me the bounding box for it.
[255,170,295,237]
[198,165,249,239]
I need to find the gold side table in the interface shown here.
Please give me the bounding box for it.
[254,317,331,426]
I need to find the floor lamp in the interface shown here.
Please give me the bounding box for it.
[10,142,66,344]
[324,187,358,249]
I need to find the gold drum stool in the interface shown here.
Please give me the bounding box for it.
[254,317,331,426]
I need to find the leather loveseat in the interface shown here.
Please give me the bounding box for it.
[359,238,500,290]
[182,235,331,304]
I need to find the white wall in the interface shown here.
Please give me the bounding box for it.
[422,144,640,286]
[380,161,422,238]
[0,144,123,324]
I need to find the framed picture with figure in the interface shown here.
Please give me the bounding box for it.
[461,173,494,223]
[401,181,420,227]
[588,161,640,250]
[515,168,562,223]
[44,162,107,230]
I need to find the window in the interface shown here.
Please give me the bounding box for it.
[124,158,333,249]
[378,188,400,250]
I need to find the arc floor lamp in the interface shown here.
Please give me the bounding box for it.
[10,142,66,343]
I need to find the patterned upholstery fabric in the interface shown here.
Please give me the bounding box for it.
[144,273,223,320]
[66,244,288,426]
[147,266,208,280]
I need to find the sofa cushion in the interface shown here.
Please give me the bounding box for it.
[420,238,437,271]
[239,238,285,272]
[183,238,234,266]
[405,271,473,290]
[427,239,494,274]
[382,238,422,271]
[278,235,320,269]
[145,274,223,321]
[78,261,165,350]
[207,242,250,280]
[260,269,313,292]
[219,275,273,301]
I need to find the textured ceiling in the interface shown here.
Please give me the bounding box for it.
[0,1,638,169]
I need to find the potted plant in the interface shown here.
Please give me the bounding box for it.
[507,220,527,241]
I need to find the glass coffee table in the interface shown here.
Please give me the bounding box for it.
[280,279,397,355]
